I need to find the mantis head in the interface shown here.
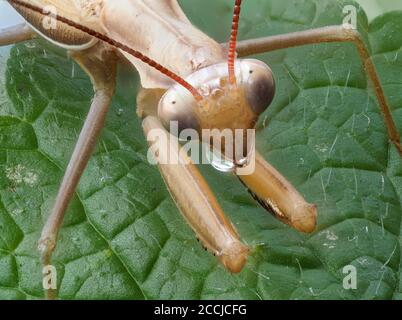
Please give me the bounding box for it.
[159,0,275,168]
[158,59,275,167]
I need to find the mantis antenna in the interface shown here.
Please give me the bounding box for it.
[9,0,204,101]
[228,0,243,85]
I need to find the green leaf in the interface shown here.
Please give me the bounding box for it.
[355,0,402,21]
[0,0,401,300]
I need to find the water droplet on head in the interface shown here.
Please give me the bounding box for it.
[205,148,235,173]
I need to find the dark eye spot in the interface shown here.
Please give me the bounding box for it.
[249,70,254,74]
[172,101,176,105]
[246,71,276,115]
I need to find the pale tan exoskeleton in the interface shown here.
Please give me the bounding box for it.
[1,0,401,299]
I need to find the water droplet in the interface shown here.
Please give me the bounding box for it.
[205,148,235,173]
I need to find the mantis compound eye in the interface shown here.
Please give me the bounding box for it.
[158,90,200,135]
[241,59,276,115]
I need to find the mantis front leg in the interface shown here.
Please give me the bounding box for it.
[38,44,117,299]
[239,152,317,233]
[236,25,402,156]
[0,23,35,46]
[142,115,249,273]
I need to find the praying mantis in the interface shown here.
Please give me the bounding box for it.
[0,0,401,300]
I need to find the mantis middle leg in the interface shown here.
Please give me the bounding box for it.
[235,25,402,156]
[38,44,117,299]
[0,23,35,46]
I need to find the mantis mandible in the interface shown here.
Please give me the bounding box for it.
[1,0,401,299]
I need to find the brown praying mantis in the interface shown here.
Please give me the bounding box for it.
[1,0,401,299]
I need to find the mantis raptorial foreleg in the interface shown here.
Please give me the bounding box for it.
[239,152,317,233]
[235,25,402,156]
[38,44,117,299]
[0,23,35,46]
[142,112,249,273]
